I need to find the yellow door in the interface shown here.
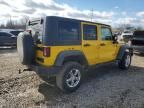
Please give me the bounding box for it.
[99,26,118,63]
[81,22,100,65]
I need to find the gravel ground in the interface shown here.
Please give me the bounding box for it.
[0,48,144,108]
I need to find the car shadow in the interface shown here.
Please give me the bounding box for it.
[38,64,144,104]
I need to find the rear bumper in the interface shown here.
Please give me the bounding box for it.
[27,65,62,77]
[132,45,144,53]
[0,43,16,46]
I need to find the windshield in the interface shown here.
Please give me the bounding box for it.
[10,31,23,36]
[124,31,131,33]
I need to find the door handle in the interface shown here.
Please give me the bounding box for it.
[100,43,106,46]
[84,43,91,47]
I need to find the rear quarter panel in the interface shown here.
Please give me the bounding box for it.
[36,45,81,66]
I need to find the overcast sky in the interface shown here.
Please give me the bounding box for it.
[0,0,144,27]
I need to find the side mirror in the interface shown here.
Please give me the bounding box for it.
[113,34,118,43]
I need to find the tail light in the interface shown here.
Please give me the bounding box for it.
[43,47,50,57]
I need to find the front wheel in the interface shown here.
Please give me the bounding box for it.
[118,52,132,69]
[56,62,84,93]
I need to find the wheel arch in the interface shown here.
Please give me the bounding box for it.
[117,45,133,60]
[54,50,88,67]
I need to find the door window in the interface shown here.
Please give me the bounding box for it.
[101,27,112,40]
[83,24,97,40]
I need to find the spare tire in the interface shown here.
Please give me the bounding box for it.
[17,32,35,65]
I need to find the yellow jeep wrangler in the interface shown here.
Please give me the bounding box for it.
[17,16,133,93]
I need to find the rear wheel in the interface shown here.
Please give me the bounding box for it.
[56,62,84,93]
[118,52,131,69]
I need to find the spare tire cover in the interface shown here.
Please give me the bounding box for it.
[17,32,35,65]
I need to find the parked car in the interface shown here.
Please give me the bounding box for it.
[120,30,133,42]
[0,31,17,46]
[9,30,23,36]
[17,16,133,93]
[131,30,144,54]
[0,30,23,46]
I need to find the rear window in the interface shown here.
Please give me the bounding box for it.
[58,21,79,41]
[27,19,44,43]
[134,31,144,38]
[124,31,131,33]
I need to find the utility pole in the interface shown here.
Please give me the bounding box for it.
[8,15,13,29]
[91,8,94,22]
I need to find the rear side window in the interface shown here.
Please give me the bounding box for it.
[58,21,79,41]
[101,27,112,40]
[83,25,97,40]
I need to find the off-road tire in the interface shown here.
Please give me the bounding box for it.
[118,52,132,69]
[56,62,84,93]
[17,32,35,65]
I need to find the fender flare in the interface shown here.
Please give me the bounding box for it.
[117,45,133,60]
[54,50,88,67]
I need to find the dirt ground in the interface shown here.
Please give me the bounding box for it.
[0,48,144,108]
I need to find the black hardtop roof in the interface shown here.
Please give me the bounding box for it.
[45,16,111,27]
